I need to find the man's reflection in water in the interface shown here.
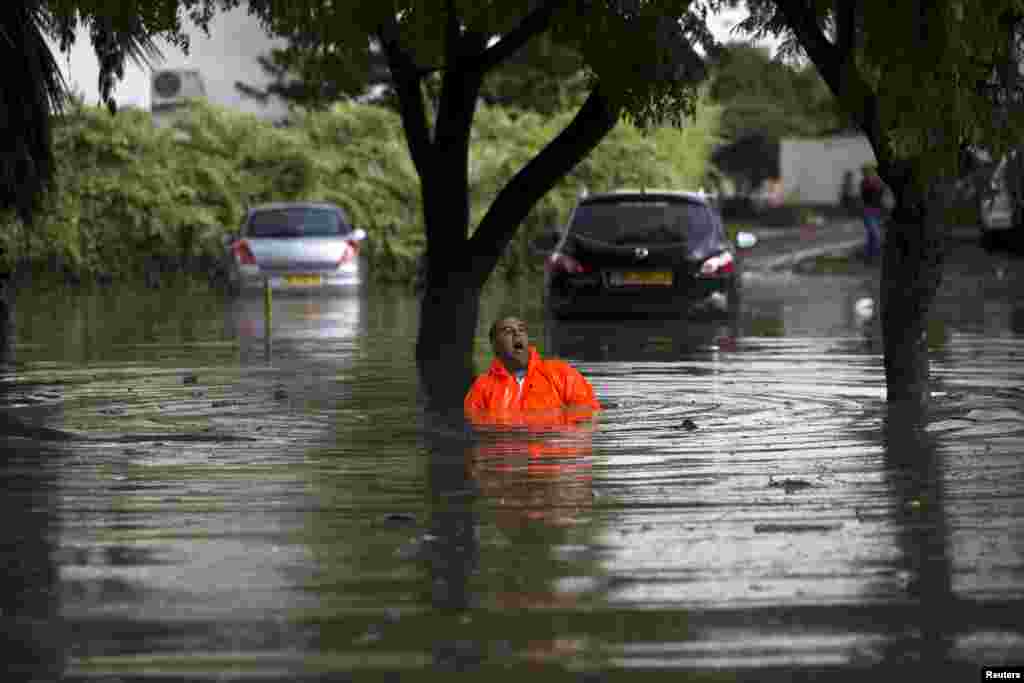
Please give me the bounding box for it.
[0,441,64,680]
[880,401,956,669]
[425,410,597,671]
[470,421,595,532]
[473,419,597,666]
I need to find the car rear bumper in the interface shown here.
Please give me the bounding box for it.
[235,263,362,292]
[546,276,737,318]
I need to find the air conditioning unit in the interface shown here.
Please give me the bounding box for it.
[150,68,207,114]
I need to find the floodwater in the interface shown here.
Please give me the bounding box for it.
[2,245,1023,680]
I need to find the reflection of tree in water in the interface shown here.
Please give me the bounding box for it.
[0,441,64,679]
[880,402,956,667]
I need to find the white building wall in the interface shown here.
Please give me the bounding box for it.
[780,135,877,205]
[57,3,289,122]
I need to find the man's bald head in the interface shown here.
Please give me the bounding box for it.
[489,316,529,372]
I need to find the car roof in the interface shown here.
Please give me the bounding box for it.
[248,201,344,213]
[578,189,711,205]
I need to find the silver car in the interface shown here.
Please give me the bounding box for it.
[223,202,367,294]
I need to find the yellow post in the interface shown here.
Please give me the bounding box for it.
[263,277,272,340]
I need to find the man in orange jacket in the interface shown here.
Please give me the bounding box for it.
[464,316,601,426]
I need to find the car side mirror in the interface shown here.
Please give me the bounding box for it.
[530,229,560,255]
[350,228,367,242]
[735,231,757,250]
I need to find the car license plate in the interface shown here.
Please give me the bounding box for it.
[285,274,321,286]
[610,270,673,286]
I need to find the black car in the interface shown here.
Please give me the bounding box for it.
[541,190,754,318]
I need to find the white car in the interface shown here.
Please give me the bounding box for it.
[223,202,367,294]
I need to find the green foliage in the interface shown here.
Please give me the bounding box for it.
[721,0,1024,185]
[245,0,715,130]
[480,34,590,115]
[0,95,718,285]
[709,42,844,138]
[707,42,847,192]
[238,31,590,118]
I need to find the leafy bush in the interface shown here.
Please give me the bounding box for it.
[0,96,718,286]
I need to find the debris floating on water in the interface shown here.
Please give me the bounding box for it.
[854,297,875,320]
[768,476,814,493]
[676,418,698,431]
[754,522,842,533]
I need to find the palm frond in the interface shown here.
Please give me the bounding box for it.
[0,0,68,225]
[87,12,164,114]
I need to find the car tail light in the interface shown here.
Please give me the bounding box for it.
[545,252,592,274]
[715,334,737,352]
[699,251,734,277]
[338,241,359,265]
[232,240,256,265]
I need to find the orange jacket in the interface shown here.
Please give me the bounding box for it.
[464,346,601,426]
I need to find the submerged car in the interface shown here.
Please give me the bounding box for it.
[223,202,367,294]
[541,190,754,318]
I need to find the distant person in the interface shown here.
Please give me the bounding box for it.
[465,316,600,425]
[859,164,885,263]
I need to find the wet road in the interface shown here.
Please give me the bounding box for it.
[1,232,1022,680]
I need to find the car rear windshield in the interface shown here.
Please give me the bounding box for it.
[247,208,349,238]
[569,200,716,245]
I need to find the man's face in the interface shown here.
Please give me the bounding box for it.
[491,317,530,372]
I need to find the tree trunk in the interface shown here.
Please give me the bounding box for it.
[0,278,12,363]
[415,151,482,415]
[880,186,945,407]
[411,49,484,417]
[416,270,482,419]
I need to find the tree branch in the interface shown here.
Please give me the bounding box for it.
[834,0,856,56]
[467,85,621,279]
[445,0,461,60]
[436,0,483,151]
[772,0,841,92]
[377,20,432,175]
[477,0,565,74]
[774,0,887,159]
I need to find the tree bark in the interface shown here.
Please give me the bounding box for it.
[412,20,488,416]
[416,270,482,419]
[879,178,945,406]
